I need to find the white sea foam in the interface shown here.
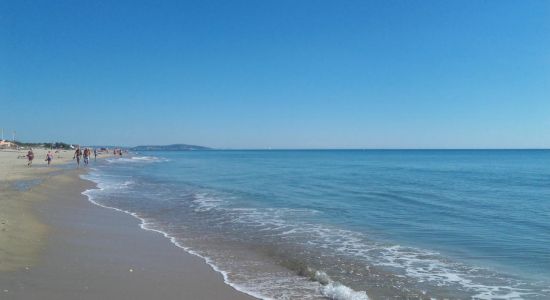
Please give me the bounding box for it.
[192,192,226,212]
[106,156,169,164]
[372,245,535,299]
[321,282,369,300]
[314,271,331,285]
[313,271,369,300]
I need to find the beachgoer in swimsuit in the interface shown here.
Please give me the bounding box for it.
[94,148,97,161]
[74,147,82,168]
[26,148,34,167]
[45,151,53,166]
[83,148,90,166]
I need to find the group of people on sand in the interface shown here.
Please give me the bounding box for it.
[24,146,121,168]
[24,146,97,168]
[73,146,97,168]
[25,148,55,167]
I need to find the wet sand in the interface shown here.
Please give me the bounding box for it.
[0,168,256,299]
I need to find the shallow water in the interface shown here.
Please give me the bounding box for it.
[82,150,550,299]
[11,178,43,191]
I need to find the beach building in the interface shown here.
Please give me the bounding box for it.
[0,140,14,149]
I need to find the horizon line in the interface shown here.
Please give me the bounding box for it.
[137,147,550,151]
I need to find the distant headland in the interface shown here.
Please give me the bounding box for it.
[131,144,211,151]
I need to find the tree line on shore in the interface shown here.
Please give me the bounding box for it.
[10,141,73,150]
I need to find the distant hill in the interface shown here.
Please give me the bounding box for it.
[131,144,211,151]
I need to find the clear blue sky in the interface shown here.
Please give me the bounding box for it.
[1,0,549,148]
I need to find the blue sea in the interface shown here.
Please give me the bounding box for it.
[82,150,550,299]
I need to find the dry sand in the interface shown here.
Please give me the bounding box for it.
[0,148,75,182]
[0,152,256,299]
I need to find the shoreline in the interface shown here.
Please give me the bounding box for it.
[81,180,267,300]
[0,161,257,299]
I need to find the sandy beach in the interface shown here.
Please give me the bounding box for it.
[0,151,256,299]
[0,148,75,182]
[0,148,76,273]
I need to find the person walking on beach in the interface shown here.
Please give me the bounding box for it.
[94,148,97,161]
[83,148,90,166]
[73,146,82,168]
[45,151,53,166]
[26,148,34,167]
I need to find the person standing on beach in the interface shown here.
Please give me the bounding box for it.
[26,148,34,167]
[45,151,53,166]
[94,148,97,161]
[73,146,82,168]
[83,148,90,166]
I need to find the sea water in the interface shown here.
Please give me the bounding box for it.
[82,150,550,299]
